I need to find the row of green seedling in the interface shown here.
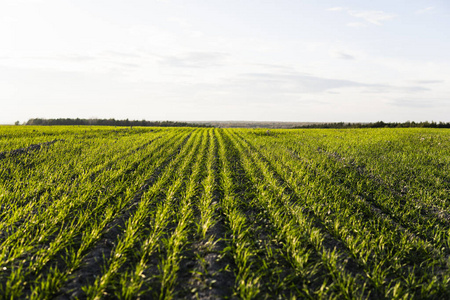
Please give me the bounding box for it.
[0,129,192,298]
[82,129,206,300]
[242,130,450,298]
[0,129,165,232]
[226,129,362,299]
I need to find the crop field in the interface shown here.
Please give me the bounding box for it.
[1,126,450,299]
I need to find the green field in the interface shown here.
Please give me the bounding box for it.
[1,126,450,299]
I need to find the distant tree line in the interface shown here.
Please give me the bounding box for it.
[26,118,212,127]
[293,121,450,129]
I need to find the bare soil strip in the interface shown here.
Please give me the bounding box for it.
[0,139,62,160]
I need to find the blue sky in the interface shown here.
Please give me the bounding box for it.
[1,0,449,123]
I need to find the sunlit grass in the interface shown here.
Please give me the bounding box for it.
[1,126,450,299]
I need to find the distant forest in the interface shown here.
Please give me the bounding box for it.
[293,121,450,129]
[22,119,450,129]
[25,118,211,127]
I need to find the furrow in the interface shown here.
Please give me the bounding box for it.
[175,129,235,300]
[0,139,63,160]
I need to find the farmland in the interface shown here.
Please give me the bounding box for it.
[1,126,450,299]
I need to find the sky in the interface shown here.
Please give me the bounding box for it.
[1,0,449,123]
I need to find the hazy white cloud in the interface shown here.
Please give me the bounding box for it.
[347,22,367,28]
[347,10,396,25]
[0,54,97,62]
[329,7,396,26]
[157,52,229,68]
[0,51,144,74]
[0,0,449,123]
[363,85,429,94]
[232,72,428,95]
[331,51,356,60]
[416,6,435,14]
[247,63,297,73]
[3,0,43,4]
[327,7,344,11]
[167,17,191,28]
[412,80,443,84]
[102,51,141,59]
[388,97,447,108]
